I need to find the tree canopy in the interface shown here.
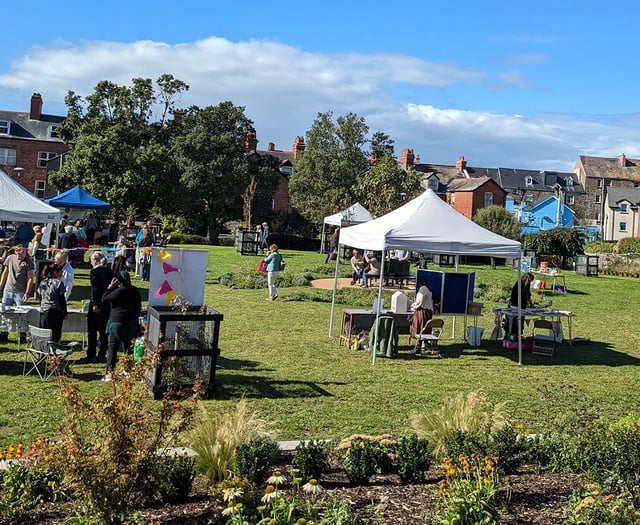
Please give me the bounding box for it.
[473,205,521,241]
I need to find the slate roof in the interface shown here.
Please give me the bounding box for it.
[578,155,640,182]
[0,110,65,142]
[446,177,500,192]
[606,187,640,207]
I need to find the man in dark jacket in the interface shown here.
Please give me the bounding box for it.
[82,251,114,362]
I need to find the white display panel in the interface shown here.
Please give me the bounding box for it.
[148,247,209,307]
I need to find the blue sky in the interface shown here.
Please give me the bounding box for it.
[2,0,639,172]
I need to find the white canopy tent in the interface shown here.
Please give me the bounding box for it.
[0,169,61,224]
[321,202,374,254]
[331,189,524,363]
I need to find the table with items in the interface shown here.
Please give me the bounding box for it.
[492,307,576,346]
[339,308,413,348]
[0,306,87,348]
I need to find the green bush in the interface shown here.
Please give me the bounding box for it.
[396,433,431,484]
[343,438,391,485]
[617,237,640,254]
[585,241,615,253]
[168,232,210,245]
[235,437,281,484]
[564,484,640,524]
[154,454,196,504]
[292,440,331,481]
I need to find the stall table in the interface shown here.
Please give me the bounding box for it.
[1,306,87,349]
[339,308,413,348]
[492,307,576,345]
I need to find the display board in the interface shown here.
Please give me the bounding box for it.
[418,270,475,315]
[148,247,209,307]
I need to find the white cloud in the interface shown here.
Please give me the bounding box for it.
[1,36,639,171]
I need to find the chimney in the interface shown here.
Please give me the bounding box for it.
[172,109,184,123]
[30,93,43,120]
[455,156,467,172]
[292,136,305,157]
[370,151,378,164]
[244,129,258,152]
[268,142,275,151]
[618,153,627,167]
[400,148,415,169]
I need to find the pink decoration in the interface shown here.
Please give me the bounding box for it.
[162,262,181,274]
[154,280,173,298]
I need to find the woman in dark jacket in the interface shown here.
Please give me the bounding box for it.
[101,270,141,381]
[37,263,67,343]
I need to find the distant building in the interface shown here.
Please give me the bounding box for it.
[0,93,69,197]
[603,187,640,241]
[445,177,506,220]
[520,195,575,235]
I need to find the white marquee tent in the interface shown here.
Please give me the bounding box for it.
[331,189,524,363]
[321,202,374,254]
[0,169,61,223]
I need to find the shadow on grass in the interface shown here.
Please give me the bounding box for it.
[438,340,640,366]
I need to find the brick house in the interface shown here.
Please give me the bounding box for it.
[0,93,69,197]
[574,154,640,233]
[445,177,506,219]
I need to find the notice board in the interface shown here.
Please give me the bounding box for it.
[417,269,475,315]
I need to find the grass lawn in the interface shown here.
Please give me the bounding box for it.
[1,245,639,447]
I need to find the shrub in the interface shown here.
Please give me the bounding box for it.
[235,437,281,484]
[320,493,367,524]
[410,391,509,460]
[585,241,614,253]
[188,399,272,483]
[42,351,199,525]
[564,484,640,524]
[343,438,391,485]
[617,237,640,254]
[396,433,431,484]
[168,232,210,245]
[292,440,331,481]
[155,454,196,504]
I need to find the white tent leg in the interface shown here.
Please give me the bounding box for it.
[328,243,342,337]
[371,249,386,365]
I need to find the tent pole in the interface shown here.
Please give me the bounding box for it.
[320,223,326,254]
[517,260,522,366]
[328,242,342,337]
[372,249,386,365]
[451,255,459,339]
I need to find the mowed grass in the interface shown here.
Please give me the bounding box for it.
[1,245,639,447]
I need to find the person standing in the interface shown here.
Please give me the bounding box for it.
[14,222,35,248]
[410,277,434,354]
[259,222,271,254]
[54,251,74,301]
[0,245,35,343]
[325,226,340,264]
[30,226,44,259]
[37,263,67,343]
[85,214,98,246]
[137,226,154,281]
[263,244,282,301]
[101,271,142,381]
[84,252,113,362]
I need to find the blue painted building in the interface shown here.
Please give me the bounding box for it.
[520,196,575,235]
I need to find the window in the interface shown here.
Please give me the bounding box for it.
[427,177,439,192]
[605,179,612,187]
[595,212,601,221]
[450,192,456,203]
[620,222,627,232]
[0,120,10,134]
[34,180,46,198]
[566,176,574,187]
[620,203,629,213]
[597,179,603,188]
[37,152,56,168]
[48,125,59,139]
[484,192,494,207]
[525,176,533,186]
[567,195,574,205]
[595,195,601,204]
[0,148,16,165]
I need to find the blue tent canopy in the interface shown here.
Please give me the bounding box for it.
[45,185,111,211]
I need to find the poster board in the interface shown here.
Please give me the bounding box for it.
[148,247,209,307]
[418,270,475,315]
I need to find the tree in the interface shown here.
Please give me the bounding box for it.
[289,111,370,225]
[49,75,189,219]
[473,205,521,240]
[170,102,255,242]
[353,155,422,216]
[522,227,586,268]
[242,152,281,228]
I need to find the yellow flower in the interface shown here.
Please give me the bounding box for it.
[483,477,491,485]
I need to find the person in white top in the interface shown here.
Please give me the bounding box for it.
[54,250,74,301]
[410,276,434,346]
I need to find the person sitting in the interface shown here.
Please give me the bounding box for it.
[417,253,428,270]
[410,276,434,354]
[350,249,366,286]
[362,251,381,288]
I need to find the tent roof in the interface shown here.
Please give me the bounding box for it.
[45,185,111,210]
[0,169,61,223]
[324,202,374,226]
[339,189,521,258]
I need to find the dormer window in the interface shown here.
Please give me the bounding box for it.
[566,176,573,187]
[427,177,439,192]
[279,165,293,175]
[620,203,629,213]
[0,120,10,135]
[525,176,533,186]
[48,125,59,139]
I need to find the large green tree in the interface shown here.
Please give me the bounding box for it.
[289,111,370,225]
[49,75,189,220]
[170,102,255,242]
[473,205,521,240]
[353,155,422,216]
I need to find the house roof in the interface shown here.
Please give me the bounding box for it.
[446,177,504,193]
[578,155,640,182]
[606,187,640,207]
[0,110,65,142]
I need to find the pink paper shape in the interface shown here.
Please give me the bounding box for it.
[154,280,173,298]
[162,262,181,274]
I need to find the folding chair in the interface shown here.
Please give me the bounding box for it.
[532,319,556,357]
[23,325,79,381]
[414,318,445,357]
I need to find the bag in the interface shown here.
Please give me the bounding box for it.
[329,251,337,261]
[256,260,267,273]
[280,258,286,271]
